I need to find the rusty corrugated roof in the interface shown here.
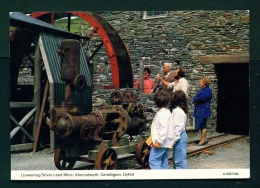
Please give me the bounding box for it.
[10,12,85,40]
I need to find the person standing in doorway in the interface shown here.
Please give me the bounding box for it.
[170,90,188,169]
[148,90,175,169]
[134,67,155,93]
[193,77,212,146]
[151,63,175,94]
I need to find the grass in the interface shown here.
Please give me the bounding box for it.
[54,17,90,35]
[10,15,90,36]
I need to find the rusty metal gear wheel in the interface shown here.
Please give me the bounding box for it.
[95,147,117,170]
[54,144,76,170]
[135,140,150,166]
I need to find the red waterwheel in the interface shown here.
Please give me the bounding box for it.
[9,11,134,153]
[29,11,133,88]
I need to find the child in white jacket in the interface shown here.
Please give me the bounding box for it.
[149,90,175,169]
[170,90,188,169]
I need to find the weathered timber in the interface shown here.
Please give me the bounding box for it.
[11,143,34,152]
[200,55,249,64]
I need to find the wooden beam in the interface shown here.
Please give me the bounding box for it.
[10,12,87,40]
[10,115,34,142]
[10,107,36,139]
[200,54,249,64]
[33,43,41,140]
[10,102,36,108]
[11,143,34,152]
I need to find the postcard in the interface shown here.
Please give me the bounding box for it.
[9,10,249,180]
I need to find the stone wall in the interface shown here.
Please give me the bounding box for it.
[16,11,249,131]
[89,10,249,131]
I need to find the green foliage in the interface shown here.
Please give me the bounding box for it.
[10,16,90,36]
[54,17,89,35]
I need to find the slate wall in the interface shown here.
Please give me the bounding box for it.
[89,10,249,131]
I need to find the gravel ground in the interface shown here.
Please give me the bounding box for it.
[185,131,250,169]
[11,131,250,170]
[185,135,250,169]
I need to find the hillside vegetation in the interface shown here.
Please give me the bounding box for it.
[10,15,90,36]
[54,17,90,35]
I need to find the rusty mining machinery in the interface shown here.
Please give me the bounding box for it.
[48,39,147,170]
[10,12,151,170]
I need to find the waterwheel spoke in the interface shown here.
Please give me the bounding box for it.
[61,160,67,168]
[88,42,104,62]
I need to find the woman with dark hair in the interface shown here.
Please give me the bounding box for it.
[193,77,212,146]
[134,67,155,93]
[148,90,175,169]
[170,90,188,169]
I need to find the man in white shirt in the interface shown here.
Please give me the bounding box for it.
[156,68,189,97]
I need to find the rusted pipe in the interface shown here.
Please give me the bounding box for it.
[51,12,54,25]
[33,80,49,153]
[64,83,74,103]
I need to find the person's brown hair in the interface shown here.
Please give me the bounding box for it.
[171,90,188,113]
[154,90,170,108]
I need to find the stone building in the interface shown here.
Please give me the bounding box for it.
[87,10,249,134]
[15,10,249,135]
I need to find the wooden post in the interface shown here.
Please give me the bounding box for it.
[33,80,49,153]
[81,24,85,36]
[139,60,144,100]
[32,44,41,147]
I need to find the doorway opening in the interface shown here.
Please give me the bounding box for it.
[215,63,249,135]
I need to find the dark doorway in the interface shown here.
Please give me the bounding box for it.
[215,63,249,135]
